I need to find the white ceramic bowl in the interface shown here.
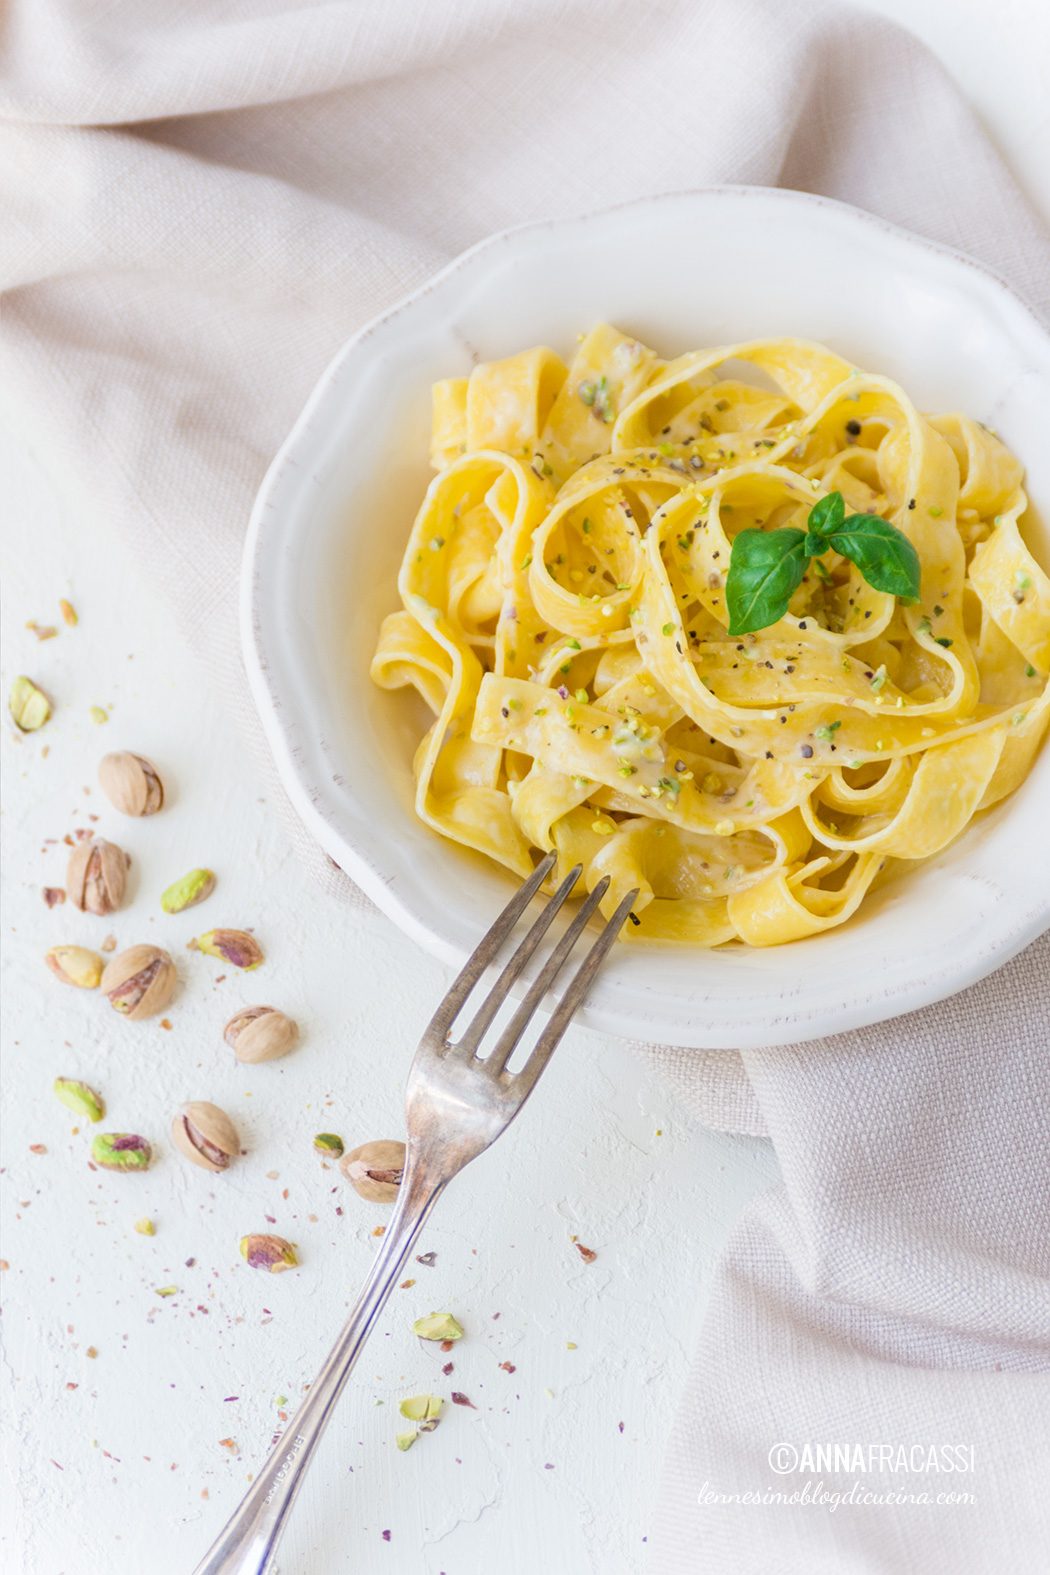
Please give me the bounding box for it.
[243,187,1050,1049]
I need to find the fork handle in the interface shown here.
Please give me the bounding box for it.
[192,1162,446,1575]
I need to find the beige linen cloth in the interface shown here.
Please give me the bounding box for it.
[3,2,1049,1569]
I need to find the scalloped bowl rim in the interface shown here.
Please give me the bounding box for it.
[242,186,1050,1049]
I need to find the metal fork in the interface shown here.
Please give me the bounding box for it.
[193,852,637,1575]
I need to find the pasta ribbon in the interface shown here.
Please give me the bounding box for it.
[372,329,1049,946]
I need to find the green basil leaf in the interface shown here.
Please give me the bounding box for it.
[828,514,921,601]
[725,528,807,636]
[806,491,846,539]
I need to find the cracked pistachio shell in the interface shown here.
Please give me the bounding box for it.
[66,838,129,916]
[223,1005,297,1063]
[10,675,51,731]
[92,1132,152,1172]
[46,945,104,989]
[195,929,263,970]
[172,1101,240,1173]
[53,1077,105,1123]
[161,868,215,914]
[101,945,176,1020]
[98,751,164,816]
[339,1140,406,1203]
[239,1234,297,1272]
[412,1312,464,1343]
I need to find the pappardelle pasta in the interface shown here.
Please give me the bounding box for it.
[371,326,1049,946]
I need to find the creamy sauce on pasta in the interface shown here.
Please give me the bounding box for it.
[371,326,1049,946]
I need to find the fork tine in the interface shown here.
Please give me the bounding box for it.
[424,851,557,1043]
[454,861,584,1056]
[482,876,621,1077]
[511,888,639,1091]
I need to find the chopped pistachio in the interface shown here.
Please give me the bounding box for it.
[53,1077,105,1123]
[89,706,109,724]
[59,599,78,627]
[396,1431,418,1452]
[412,1312,464,1342]
[46,945,104,989]
[313,1133,344,1158]
[9,676,51,732]
[399,1395,444,1424]
[194,929,262,969]
[155,1286,178,1298]
[134,1218,155,1236]
[239,1234,297,1272]
[161,868,216,914]
[92,1133,152,1172]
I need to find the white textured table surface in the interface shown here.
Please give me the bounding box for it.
[1,427,777,1574]
[3,7,1048,1570]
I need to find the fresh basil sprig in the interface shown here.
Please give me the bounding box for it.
[724,490,920,636]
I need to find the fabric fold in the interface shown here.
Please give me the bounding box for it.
[2,1,1048,1567]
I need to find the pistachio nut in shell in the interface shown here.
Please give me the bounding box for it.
[66,838,129,916]
[101,944,176,1020]
[194,929,263,970]
[340,1139,406,1203]
[10,675,52,731]
[53,1077,105,1123]
[98,750,164,816]
[239,1234,297,1272]
[92,1132,152,1172]
[171,1101,240,1173]
[161,867,215,914]
[46,944,104,989]
[223,1005,297,1063]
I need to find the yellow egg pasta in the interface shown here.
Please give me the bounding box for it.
[371,327,1049,946]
